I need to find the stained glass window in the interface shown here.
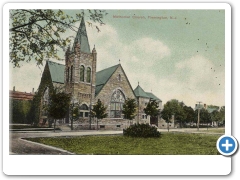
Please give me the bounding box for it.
[110,89,125,118]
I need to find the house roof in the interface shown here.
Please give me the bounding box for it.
[146,92,162,102]
[207,107,219,113]
[47,61,65,84]
[72,17,91,53]
[9,90,34,100]
[95,64,120,95]
[134,85,149,98]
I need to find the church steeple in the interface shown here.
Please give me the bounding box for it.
[72,16,91,53]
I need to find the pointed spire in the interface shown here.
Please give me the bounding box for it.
[72,16,90,53]
[138,81,139,86]
[119,59,121,64]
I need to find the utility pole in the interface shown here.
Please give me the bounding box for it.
[197,101,202,131]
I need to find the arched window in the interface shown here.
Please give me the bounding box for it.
[79,104,89,117]
[110,89,125,118]
[86,67,91,83]
[80,65,85,82]
[118,74,121,81]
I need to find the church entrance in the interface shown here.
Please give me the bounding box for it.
[150,117,158,126]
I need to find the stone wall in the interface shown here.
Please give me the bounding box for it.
[65,43,96,107]
[73,117,133,130]
[95,65,136,117]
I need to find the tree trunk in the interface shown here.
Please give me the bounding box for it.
[167,122,169,132]
[71,117,73,130]
[97,118,98,131]
[54,119,56,132]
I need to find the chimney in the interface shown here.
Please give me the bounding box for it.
[13,86,15,91]
[32,88,34,94]
[204,104,206,109]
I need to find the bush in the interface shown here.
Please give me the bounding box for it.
[123,123,161,138]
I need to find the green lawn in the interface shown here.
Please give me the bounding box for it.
[199,128,225,134]
[26,133,221,155]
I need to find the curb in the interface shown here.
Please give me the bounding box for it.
[20,138,75,155]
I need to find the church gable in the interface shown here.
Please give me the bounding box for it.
[95,64,119,96]
[95,64,136,116]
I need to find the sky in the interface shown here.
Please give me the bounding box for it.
[9,9,225,108]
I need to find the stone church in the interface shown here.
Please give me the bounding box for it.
[38,17,165,130]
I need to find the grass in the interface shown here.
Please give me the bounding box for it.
[199,128,225,134]
[25,133,221,155]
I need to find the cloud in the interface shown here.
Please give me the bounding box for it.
[86,23,224,107]
[9,61,45,92]
[9,21,224,108]
[156,55,225,107]
[86,24,171,90]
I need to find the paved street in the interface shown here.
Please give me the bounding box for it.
[9,128,224,155]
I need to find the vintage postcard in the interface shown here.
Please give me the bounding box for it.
[3,2,232,175]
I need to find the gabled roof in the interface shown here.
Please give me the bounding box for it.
[47,61,65,84]
[95,64,120,95]
[134,85,149,98]
[72,17,90,53]
[146,92,162,102]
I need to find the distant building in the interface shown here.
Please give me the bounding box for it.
[195,103,220,112]
[9,86,35,100]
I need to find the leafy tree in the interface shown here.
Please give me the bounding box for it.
[91,99,108,130]
[10,99,33,124]
[219,106,225,126]
[200,108,211,129]
[160,99,185,131]
[211,110,221,127]
[144,100,159,118]
[9,9,107,67]
[182,106,195,126]
[175,101,186,128]
[122,98,137,124]
[47,88,71,132]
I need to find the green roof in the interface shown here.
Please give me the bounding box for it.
[47,61,65,84]
[134,85,149,98]
[146,92,162,102]
[72,17,91,53]
[207,107,219,113]
[95,64,120,95]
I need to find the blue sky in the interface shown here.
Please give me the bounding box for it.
[9,9,225,107]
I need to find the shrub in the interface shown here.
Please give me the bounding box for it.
[123,123,161,138]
